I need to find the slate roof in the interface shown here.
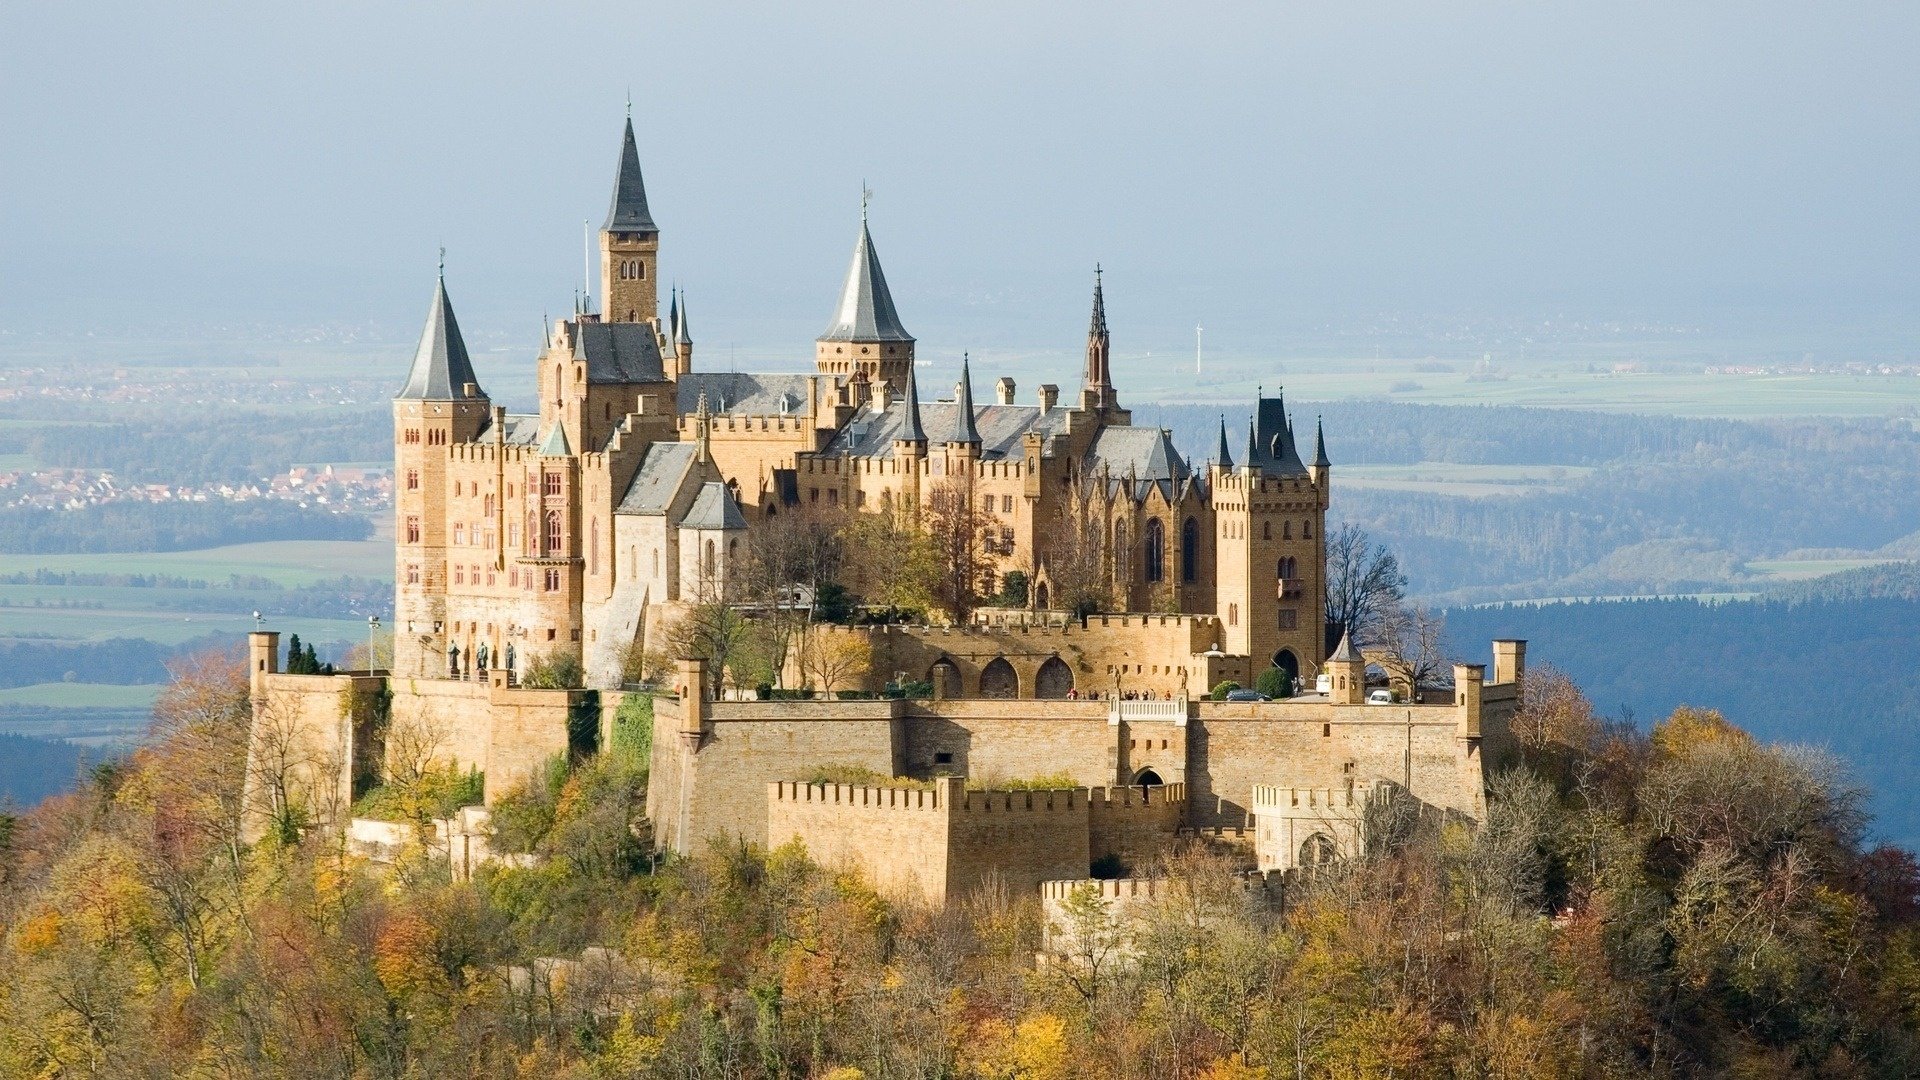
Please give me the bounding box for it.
[1086,426,1189,482]
[1313,416,1330,469]
[819,217,913,343]
[680,481,747,530]
[537,424,572,457]
[1213,416,1234,468]
[1329,631,1359,663]
[396,275,483,400]
[677,372,816,416]
[827,399,1071,460]
[897,361,927,444]
[946,356,981,445]
[474,413,541,446]
[603,116,657,234]
[571,322,667,384]
[1244,393,1309,475]
[615,442,701,515]
[674,290,691,346]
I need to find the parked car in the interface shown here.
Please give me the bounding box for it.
[1366,689,1395,705]
[1224,689,1271,702]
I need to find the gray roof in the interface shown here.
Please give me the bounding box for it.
[677,372,815,416]
[538,423,572,457]
[819,217,913,343]
[1086,426,1189,481]
[680,481,747,530]
[572,322,666,384]
[1247,393,1309,475]
[396,275,483,400]
[674,289,691,346]
[1214,416,1233,468]
[1313,416,1330,469]
[475,413,541,446]
[897,361,926,444]
[946,356,981,445]
[603,117,657,234]
[827,398,1070,460]
[616,442,701,515]
[1329,631,1359,663]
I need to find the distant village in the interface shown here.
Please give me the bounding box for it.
[0,462,391,514]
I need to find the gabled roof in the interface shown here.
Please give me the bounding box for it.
[603,116,657,234]
[616,442,701,515]
[819,216,913,343]
[396,274,483,401]
[945,356,981,445]
[826,399,1071,460]
[680,481,747,530]
[570,321,666,384]
[678,372,815,416]
[1086,426,1189,482]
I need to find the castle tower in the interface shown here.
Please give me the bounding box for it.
[1326,630,1364,704]
[600,112,660,325]
[393,267,489,678]
[1210,390,1329,681]
[941,354,983,470]
[816,199,914,393]
[1081,266,1117,412]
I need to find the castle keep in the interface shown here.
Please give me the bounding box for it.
[247,115,1524,900]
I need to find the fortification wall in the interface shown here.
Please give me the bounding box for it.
[765,781,951,904]
[248,672,374,838]
[901,700,1114,786]
[1187,703,1479,828]
[1087,783,1186,871]
[947,785,1091,899]
[1250,784,1368,872]
[384,677,577,803]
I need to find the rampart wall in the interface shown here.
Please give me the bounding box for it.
[766,781,951,904]
[1086,783,1187,871]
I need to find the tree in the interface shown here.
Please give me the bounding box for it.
[1039,479,1111,617]
[925,476,993,624]
[840,496,937,617]
[665,601,753,697]
[342,628,394,672]
[1373,602,1450,692]
[1323,524,1406,646]
[802,631,872,696]
[284,633,306,674]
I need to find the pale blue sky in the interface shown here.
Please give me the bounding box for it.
[3,2,1916,367]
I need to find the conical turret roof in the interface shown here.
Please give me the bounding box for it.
[1314,415,1330,469]
[396,271,482,401]
[1215,415,1233,468]
[675,289,692,346]
[946,355,981,445]
[819,212,913,343]
[1329,630,1359,663]
[897,361,927,444]
[603,116,657,234]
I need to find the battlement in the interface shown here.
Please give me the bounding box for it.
[1251,784,1362,811]
[768,780,944,811]
[1039,877,1164,902]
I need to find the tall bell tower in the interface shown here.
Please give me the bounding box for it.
[599,108,660,325]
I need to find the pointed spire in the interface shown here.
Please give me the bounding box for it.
[603,115,657,234]
[1083,264,1114,405]
[538,422,572,457]
[1313,415,1330,469]
[1243,418,1258,473]
[666,287,679,339]
[1329,629,1358,663]
[947,354,981,445]
[693,389,712,463]
[1214,415,1234,468]
[897,361,927,445]
[675,288,691,346]
[396,268,482,400]
[1089,264,1108,338]
[819,201,913,343]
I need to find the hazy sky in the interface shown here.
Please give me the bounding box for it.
[3,2,1917,370]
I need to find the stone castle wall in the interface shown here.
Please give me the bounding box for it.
[766,781,952,904]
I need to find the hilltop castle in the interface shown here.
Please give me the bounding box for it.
[247,115,1523,902]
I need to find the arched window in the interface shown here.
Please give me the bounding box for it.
[979,657,1018,699]
[1277,556,1297,580]
[1144,518,1165,583]
[1035,656,1073,699]
[703,539,717,578]
[588,520,597,575]
[483,494,493,516]
[1181,517,1199,582]
[545,511,562,554]
[1114,521,1130,581]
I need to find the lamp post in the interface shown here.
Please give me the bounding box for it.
[367,615,380,673]
[251,610,263,632]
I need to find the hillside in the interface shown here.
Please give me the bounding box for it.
[1447,590,1920,846]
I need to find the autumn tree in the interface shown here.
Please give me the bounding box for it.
[1323,523,1406,645]
[801,630,872,696]
[925,475,994,624]
[1038,478,1111,616]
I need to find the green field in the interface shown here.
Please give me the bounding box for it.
[0,538,393,587]
[1132,357,1920,419]
[1338,462,1595,498]
[1744,558,1905,582]
[0,683,161,709]
[0,605,372,646]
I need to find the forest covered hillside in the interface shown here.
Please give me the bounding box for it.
[1448,572,1920,847]
[2,652,1920,1077]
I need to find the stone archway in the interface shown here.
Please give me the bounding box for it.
[979,657,1018,699]
[1035,656,1074,699]
[1134,767,1164,787]
[929,658,961,700]
[1272,649,1300,681]
[1299,832,1337,869]
[1034,582,1050,609]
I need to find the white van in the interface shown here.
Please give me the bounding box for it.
[1366,689,1394,705]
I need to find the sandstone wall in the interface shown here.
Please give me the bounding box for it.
[902,700,1113,786]
[765,781,951,904]
[1087,783,1186,871]
[947,786,1091,899]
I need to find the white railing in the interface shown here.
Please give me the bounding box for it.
[1108,697,1190,726]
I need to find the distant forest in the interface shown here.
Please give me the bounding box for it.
[1135,401,1920,599]
[0,500,370,553]
[0,732,90,809]
[1447,574,1920,846]
[17,407,390,485]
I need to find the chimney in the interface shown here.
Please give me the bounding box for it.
[1492,640,1527,686]
[872,379,893,413]
[1037,384,1059,411]
[996,377,1016,406]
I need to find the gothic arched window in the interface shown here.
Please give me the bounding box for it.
[545,511,562,555]
[1181,517,1199,583]
[1144,518,1165,583]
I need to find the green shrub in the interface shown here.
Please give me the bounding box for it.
[996,570,1029,607]
[973,772,1078,791]
[1209,680,1242,701]
[351,765,484,823]
[804,763,932,789]
[521,649,584,689]
[1254,668,1292,699]
[488,756,568,854]
[609,693,653,770]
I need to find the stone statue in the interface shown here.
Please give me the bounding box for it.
[448,642,461,677]
[476,642,490,672]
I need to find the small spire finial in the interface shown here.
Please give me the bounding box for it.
[861,182,871,222]
[625,88,632,118]
[437,246,445,278]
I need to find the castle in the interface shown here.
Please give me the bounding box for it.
[246,114,1523,902]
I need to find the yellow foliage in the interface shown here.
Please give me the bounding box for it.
[819,1069,867,1080]
[596,1013,668,1077]
[963,1013,1073,1080]
[1199,1059,1271,1080]
[1651,706,1751,759]
[374,908,444,1001]
[14,909,62,955]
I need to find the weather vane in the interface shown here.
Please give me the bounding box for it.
[861,182,871,221]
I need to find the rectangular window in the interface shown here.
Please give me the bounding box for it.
[405,516,421,544]
[1002,495,1013,513]
[485,570,495,587]
[452,524,464,546]
[827,489,838,506]
[545,568,561,592]
[406,469,419,490]
[544,471,561,496]
[484,529,495,550]
[933,752,953,765]
[547,627,557,641]
[405,563,420,585]
[1278,609,1298,630]
[509,568,519,587]
[453,566,464,585]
